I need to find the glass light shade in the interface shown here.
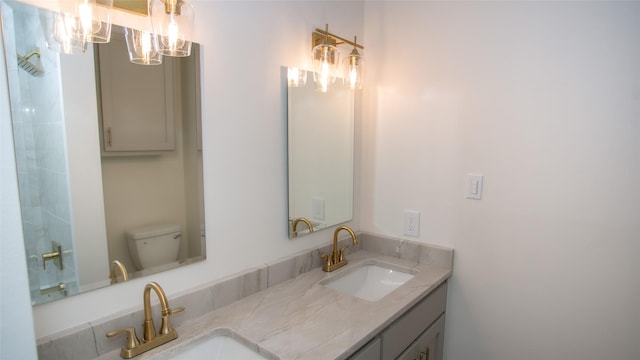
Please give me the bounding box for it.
[41,10,87,54]
[344,48,363,90]
[149,0,194,57]
[72,0,113,44]
[312,43,339,93]
[287,67,307,87]
[125,28,162,65]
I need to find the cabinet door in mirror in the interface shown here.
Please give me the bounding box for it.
[1,0,205,305]
[286,68,354,238]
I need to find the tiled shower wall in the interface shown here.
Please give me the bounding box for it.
[3,1,78,304]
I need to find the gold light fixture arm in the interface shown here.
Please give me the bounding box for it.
[312,26,364,50]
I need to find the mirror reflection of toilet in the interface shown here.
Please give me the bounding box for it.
[126,224,181,271]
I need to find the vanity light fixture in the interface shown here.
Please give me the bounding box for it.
[71,0,113,44]
[42,10,87,54]
[125,27,162,65]
[311,25,364,92]
[149,0,194,57]
[344,36,363,90]
[311,24,340,92]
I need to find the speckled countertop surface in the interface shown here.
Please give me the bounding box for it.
[97,247,452,360]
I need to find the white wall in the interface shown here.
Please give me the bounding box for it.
[362,2,640,359]
[0,4,38,355]
[4,0,363,339]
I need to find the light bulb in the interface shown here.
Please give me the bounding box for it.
[150,0,194,57]
[71,0,112,43]
[141,32,152,62]
[343,45,363,90]
[78,1,92,38]
[167,17,180,51]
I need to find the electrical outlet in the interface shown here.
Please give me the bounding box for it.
[403,210,420,237]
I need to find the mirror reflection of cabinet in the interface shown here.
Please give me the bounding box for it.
[96,34,176,154]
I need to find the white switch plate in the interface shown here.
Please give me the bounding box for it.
[403,210,420,237]
[312,197,325,220]
[466,174,484,200]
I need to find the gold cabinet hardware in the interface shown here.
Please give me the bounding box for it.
[419,348,430,360]
[42,241,63,270]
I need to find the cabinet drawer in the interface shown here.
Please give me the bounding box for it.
[396,314,446,360]
[381,283,447,360]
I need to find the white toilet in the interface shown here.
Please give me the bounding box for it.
[126,224,181,271]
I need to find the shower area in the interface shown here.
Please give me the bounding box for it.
[1,1,79,304]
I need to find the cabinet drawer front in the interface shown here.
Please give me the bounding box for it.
[381,283,447,360]
[397,314,446,360]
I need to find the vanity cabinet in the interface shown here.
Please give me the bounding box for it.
[348,282,448,360]
[396,314,445,360]
[350,338,381,360]
[95,37,177,154]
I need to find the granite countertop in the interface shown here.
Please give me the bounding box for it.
[98,247,452,360]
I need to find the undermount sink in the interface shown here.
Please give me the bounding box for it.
[161,330,275,360]
[320,260,415,301]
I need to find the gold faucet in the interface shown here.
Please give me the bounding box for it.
[320,226,358,272]
[291,217,314,237]
[106,282,185,358]
[109,260,129,284]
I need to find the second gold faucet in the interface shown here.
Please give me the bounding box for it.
[106,282,184,358]
[320,226,358,272]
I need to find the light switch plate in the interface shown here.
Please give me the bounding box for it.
[312,197,325,220]
[466,174,484,200]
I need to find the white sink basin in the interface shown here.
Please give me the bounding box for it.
[320,261,415,301]
[163,331,273,360]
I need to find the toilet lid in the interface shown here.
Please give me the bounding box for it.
[126,224,181,240]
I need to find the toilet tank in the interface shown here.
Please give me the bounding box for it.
[126,224,181,271]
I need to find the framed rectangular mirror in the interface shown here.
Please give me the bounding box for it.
[286,68,355,238]
[1,0,205,305]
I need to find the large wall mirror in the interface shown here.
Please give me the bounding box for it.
[1,0,205,305]
[286,68,354,238]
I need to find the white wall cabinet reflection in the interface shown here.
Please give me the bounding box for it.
[96,33,176,154]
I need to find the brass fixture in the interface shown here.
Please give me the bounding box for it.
[149,0,195,57]
[71,0,114,44]
[42,241,63,270]
[109,260,129,284]
[106,282,185,358]
[311,25,364,91]
[40,282,66,296]
[114,0,148,15]
[320,226,358,272]
[16,49,43,76]
[291,217,314,237]
[312,27,364,51]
